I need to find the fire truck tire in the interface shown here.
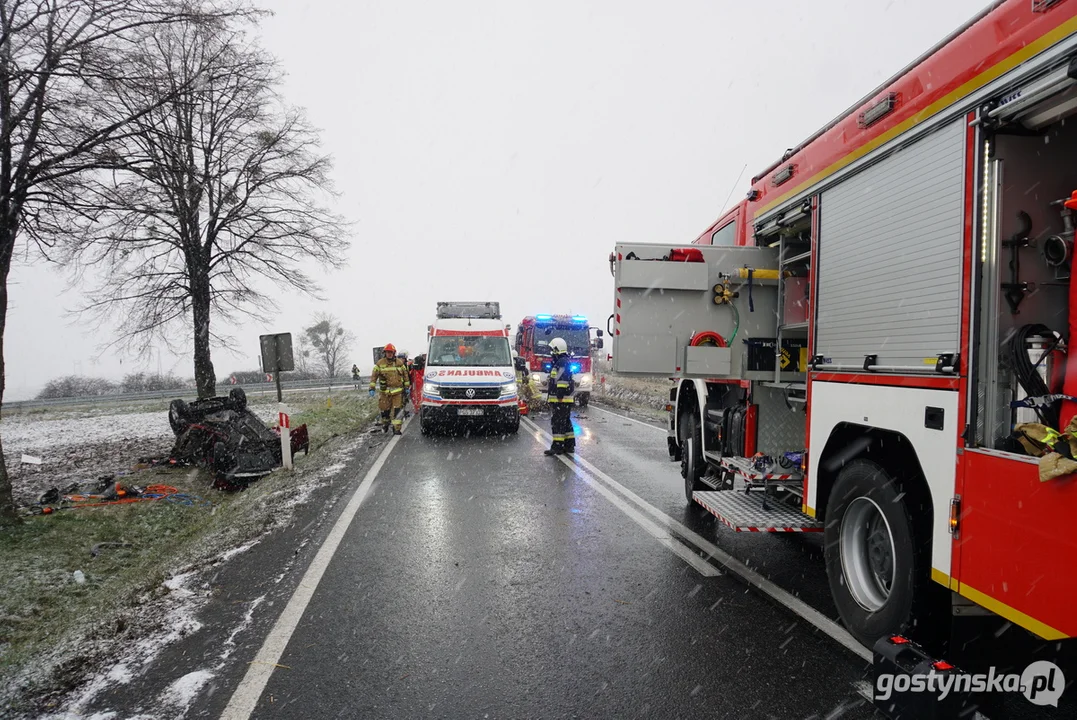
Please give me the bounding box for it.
[824,459,930,648]
[681,413,707,502]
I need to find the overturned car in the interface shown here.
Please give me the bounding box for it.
[168,388,309,489]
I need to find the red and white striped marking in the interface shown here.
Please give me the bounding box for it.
[694,495,821,533]
[278,404,292,470]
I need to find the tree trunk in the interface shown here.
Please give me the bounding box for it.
[0,224,19,524]
[191,267,216,399]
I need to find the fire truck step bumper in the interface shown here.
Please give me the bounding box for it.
[692,490,823,533]
[871,635,981,719]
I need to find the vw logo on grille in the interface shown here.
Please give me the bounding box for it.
[465,388,476,398]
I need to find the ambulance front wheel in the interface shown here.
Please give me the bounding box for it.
[824,459,932,649]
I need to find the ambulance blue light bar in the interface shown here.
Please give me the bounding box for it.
[535,314,553,322]
[572,315,588,324]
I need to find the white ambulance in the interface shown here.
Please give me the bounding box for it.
[419,301,520,435]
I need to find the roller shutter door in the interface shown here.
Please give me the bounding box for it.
[816,119,965,368]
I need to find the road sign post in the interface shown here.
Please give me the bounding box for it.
[260,333,294,403]
[260,333,295,471]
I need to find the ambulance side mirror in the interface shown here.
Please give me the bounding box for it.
[514,357,527,372]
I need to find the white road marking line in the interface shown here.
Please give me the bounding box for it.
[520,416,872,664]
[521,421,718,577]
[220,424,405,719]
[588,404,666,431]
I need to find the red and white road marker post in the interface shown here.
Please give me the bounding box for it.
[278,404,293,470]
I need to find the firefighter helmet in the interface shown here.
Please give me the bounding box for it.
[384,343,396,354]
[549,338,568,356]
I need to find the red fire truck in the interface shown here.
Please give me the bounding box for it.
[612,0,1077,666]
[515,314,603,407]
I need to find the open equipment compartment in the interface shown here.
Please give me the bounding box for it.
[611,243,781,379]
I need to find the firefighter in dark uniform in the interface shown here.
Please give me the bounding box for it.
[543,337,576,455]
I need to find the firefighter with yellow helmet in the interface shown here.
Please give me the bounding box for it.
[512,349,537,413]
[369,343,410,435]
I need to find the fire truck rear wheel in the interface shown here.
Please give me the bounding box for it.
[824,459,929,648]
[681,413,706,502]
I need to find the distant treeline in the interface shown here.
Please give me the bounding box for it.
[35,369,354,399]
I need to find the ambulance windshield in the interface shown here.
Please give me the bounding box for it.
[428,336,512,367]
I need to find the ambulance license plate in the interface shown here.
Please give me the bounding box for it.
[457,408,484,416]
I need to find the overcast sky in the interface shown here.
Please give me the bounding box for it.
[5,0,990,400]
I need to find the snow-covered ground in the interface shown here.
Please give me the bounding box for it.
[3,410,172,451]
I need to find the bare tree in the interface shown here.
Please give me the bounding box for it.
[62,18,349,399]
[303,313,354,379]
[0,1,230,524]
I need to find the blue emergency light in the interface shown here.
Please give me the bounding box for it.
[572,315,587,324]
[569,362,581,373]
[535,314,553,322]
[543,362,552,372]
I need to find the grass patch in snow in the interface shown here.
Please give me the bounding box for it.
[0,392,379,715]
[289,392,379,451]
[0,482,216,709]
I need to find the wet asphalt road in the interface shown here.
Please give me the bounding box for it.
[234,405,875,719]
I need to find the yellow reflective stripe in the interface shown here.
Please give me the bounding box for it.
[387,388,404,394]
[958,582,1068,640]
[556,383,570,388]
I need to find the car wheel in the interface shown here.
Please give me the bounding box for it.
[681,413,707,503]
[824,459,935,648]
[168,399,190,435]
[229,387,247,411]
[577,393,590,408]
[211,441,233,476]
